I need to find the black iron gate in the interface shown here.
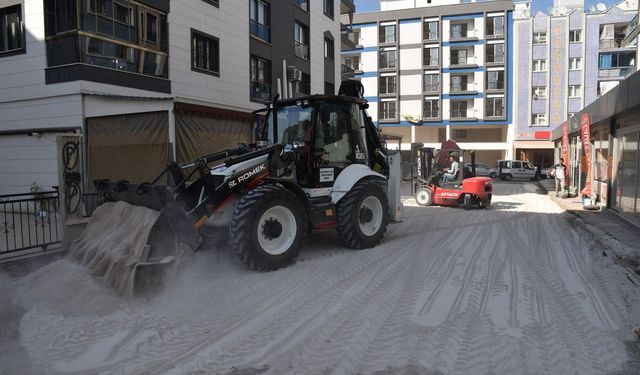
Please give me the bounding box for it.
[0,191,62,260]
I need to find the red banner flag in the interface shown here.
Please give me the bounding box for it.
[561,121,570,184]
[580,114,592,197]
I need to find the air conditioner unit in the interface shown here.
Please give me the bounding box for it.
[287,66,303,81]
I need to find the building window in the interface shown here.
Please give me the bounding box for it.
[423,46,438,66]
[294,21,309,59]
[451,101,469,118]
[568,84,582,97]
[379,75,397,94]
[423,73,439,93]
[325,81,335,95]
[485,97,504,117]
[424,21,438,40]
[486,16,504,37]
[250,55,271,102]
[531,113,547,126]
[343,55,361,72]
[0,4,25,55]
[202,0,219,7]
[380,101,397,120]
[323,0,334,19]
[533,32,547,44]
[379,24,396,44]
[486,43,504,63]
[250,0,270,43]
[324,37,334,60]
[192,29,220,76]
[295,0,309,12]
[569,57,582,70]
[569,29,582,43]
[532,86,547,99]
[450,23,468,39]
[379,49,397,69]
[486,70,504,90]
[450,75,468,92]
[423,99,439,119]
[451,48,471,65]
[533,59,547,72]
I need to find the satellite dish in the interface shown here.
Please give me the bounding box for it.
[559,6,568,14]
[596,3,607,11]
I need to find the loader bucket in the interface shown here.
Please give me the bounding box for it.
[69,181,203,296]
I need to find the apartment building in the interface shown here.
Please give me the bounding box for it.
[0,0,351,194]
[341,0,514,166]
[512,0,637,169]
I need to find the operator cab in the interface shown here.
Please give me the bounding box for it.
[260,96,383,188]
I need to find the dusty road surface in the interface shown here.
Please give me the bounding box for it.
[2,182,639,375]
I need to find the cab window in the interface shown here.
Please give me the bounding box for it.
[524,162,533,169]
[512,161,522,168]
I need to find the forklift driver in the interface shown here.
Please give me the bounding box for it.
[442,155,459,183]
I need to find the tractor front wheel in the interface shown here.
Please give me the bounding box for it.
[336,181,389,249]
[230,185,305,271]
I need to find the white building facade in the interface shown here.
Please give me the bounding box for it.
[342,0,514,166]
[0,0,348,194]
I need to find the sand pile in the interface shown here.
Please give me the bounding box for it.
[68,201,160,296]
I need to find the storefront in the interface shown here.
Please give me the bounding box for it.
[551,71,640,224]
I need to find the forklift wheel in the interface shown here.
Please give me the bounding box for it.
[415,188,433,206]
[464,194,473,210]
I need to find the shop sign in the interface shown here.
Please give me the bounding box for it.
[561,121,570,183]
[580,114,593,197]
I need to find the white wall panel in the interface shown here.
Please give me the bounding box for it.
[399,48,422,70]
[359,25,378,48]
[400,74,421,95]
[399,22,421,45]
[400,99,421,119]
[361,50,378,72]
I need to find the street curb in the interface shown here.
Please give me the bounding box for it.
[535,181,640,286]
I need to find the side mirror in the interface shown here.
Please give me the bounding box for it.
[292,140,306,149]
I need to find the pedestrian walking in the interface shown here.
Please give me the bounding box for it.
[554,158,566,197]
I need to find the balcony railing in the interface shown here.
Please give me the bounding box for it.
[250,20,271,43]
[450,55,477,66]
[423,109,439,119]
[486,26,504,37]
[251,81,271,102]
[450,109,477,119]
[485,108,505,117]
[423,84,439,93]
[295,42,309,60]
[487,81,505,91]
[450,28,477,40]
[486,53,505,63]
[598,66,636,78]
[599,38,627,50]
[450,82,477,93]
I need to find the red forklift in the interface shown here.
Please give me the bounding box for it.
[411,140,492,209]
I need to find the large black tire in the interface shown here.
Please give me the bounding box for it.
[230,185,305,271]
[489,172,496,179]
[464,194,473,210]
[415,188,433,206]
[336,180,389,249]
[503,174,513,181]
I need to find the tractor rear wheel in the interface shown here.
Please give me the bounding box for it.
[415,188,433,206]
[336,180,389,249]
[230,185,305,271]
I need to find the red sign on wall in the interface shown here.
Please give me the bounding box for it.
[561,121,570,184]
[580,114,592,197]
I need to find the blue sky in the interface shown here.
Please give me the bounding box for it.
[353,0,620,13]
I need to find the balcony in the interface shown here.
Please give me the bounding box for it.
[251,81,271,102]
[622,14,639,47]
[449,82,478,95]
[598,66,636,78]
[450,55,478,68]
[450,108,478,121]
[486,53,505,64]
[599,38,630,50]
[423,84,440,94]
[295,42,309,60]
[485,108,505,118]
[486,26,505,38]
[449,28,479,42]
[340,0,355,15]
[250,20,271,43]
[423,109,440,120]
[341,28,361,51]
